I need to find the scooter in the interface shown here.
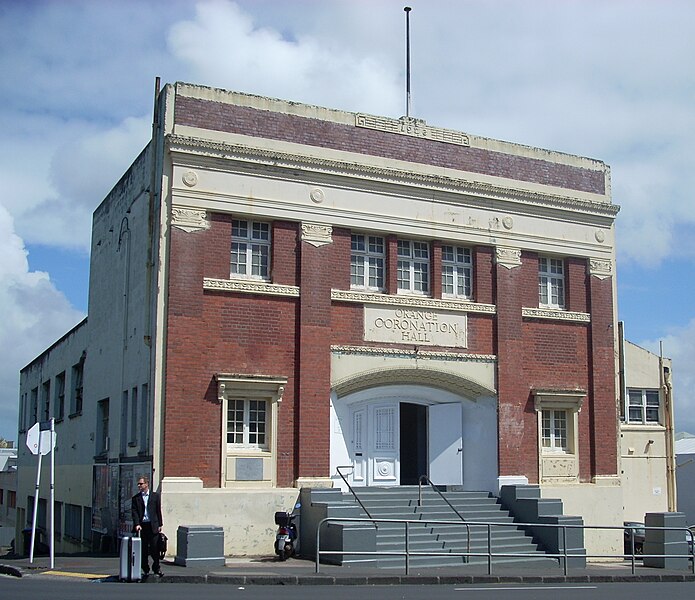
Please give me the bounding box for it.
[274,503,300,561]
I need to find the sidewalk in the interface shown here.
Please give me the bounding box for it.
[2,553,695,585]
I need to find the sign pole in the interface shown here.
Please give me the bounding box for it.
[50,418,55,569]
[29,429,43,564]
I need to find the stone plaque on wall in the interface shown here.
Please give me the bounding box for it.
[235,457,264,481]
[364,305,468,348]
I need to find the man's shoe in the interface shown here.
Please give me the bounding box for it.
[155,570,163,578]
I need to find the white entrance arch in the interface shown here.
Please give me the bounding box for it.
[330,377,498,492]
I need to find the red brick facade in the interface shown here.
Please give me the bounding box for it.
[161,90,618,489]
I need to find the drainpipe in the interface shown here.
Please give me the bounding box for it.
[660,342,677,512]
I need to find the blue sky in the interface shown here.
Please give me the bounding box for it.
[1,0,694,443]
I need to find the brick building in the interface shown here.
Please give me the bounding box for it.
[16,82,674,557]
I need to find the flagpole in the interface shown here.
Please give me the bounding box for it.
[404,6,412,118]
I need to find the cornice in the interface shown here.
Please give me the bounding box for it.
[522,307,591,323]
[166,134,620,218]
[331,345,496,362]
[331,289,496,314]
[203,278,300,297]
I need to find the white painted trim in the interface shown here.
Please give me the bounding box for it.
[331,290,496,314]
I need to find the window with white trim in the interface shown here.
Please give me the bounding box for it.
[227,398,268,449]
[217,374,285,487]
[627,389,660,424]
[231,220,270,280]
[442,245,472,298]
[397,239,429,295]
[533,390,584,482]
[351,234,385,290]
[538,256,565,309]
[542,409,568,452]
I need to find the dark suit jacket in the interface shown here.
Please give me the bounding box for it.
[131,490,163,532]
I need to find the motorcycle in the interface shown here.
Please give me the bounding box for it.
[274,503,300,561]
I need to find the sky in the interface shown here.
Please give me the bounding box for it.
[0,0,694,445]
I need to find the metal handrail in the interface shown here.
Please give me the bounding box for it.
[335,465,378,529]
[417,475,471,557]
[315,516,695,576]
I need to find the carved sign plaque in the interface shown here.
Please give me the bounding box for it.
[364,305,468,348]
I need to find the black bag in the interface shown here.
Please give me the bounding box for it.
[158,532,168,560]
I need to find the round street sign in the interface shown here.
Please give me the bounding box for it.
[25,422,56,455]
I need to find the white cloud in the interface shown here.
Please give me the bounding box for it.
[8,116,151,250]
[168,0,402,115]
[0,204,84,442]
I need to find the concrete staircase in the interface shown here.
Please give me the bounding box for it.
[300,485,567,569]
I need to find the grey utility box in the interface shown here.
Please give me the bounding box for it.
[174,525,225,568]
[643,512,689,570]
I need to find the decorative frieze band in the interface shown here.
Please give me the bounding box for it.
[171,207,209,232]
[495,247,522,269]
[589,258,613,279]
[301,222,333,247]
[522,307,591,323]
[355,114,470,147]
[331,289,496,314]
[203,278,300,297]
[331,345,496,362]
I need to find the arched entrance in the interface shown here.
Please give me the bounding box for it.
[330,368,498,491]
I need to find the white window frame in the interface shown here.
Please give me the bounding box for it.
[442,245,472,299]
[538,256,565,309]
[231,219,271,281]
[541,409,568,453]
[351,233,385,291]
[627,388,661,424]
[397,239,430,295]
[216,373,286,488]
[226,398,269,450]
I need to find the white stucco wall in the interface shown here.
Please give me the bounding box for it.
[542,481,623,559]
[160,477,299,556]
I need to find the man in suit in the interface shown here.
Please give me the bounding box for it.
[131,475,164,577]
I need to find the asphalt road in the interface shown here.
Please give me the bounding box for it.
[2,576,695,600]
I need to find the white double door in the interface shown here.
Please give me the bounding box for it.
[350,400,463,486]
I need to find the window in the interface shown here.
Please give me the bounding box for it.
[55,372,66,420]
[538,256,565,309]
[534,390,584,482]
[397,239,430,295]
[217,374,286,486]
[55,501,62,537]
[351,234,385,290]
[120,390,128,454]
[231,220,270,280]
[41,381,50,422]
[542,409,568,452]
[30,387,38,425]
[442,245,472,298]
[129,386,138,446]
[19,392,26,430]
[96,399,109,455]
[70,358,84,416]
[8,490,16,509]
[627,389,660,424]
[82,506,92,544]
[139,384,149,453]
[227,399,267,448]
[65,503,81,540]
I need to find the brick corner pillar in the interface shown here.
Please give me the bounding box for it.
[296,223,333,487]
[587,270,619,479]
[494,247,534,482]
